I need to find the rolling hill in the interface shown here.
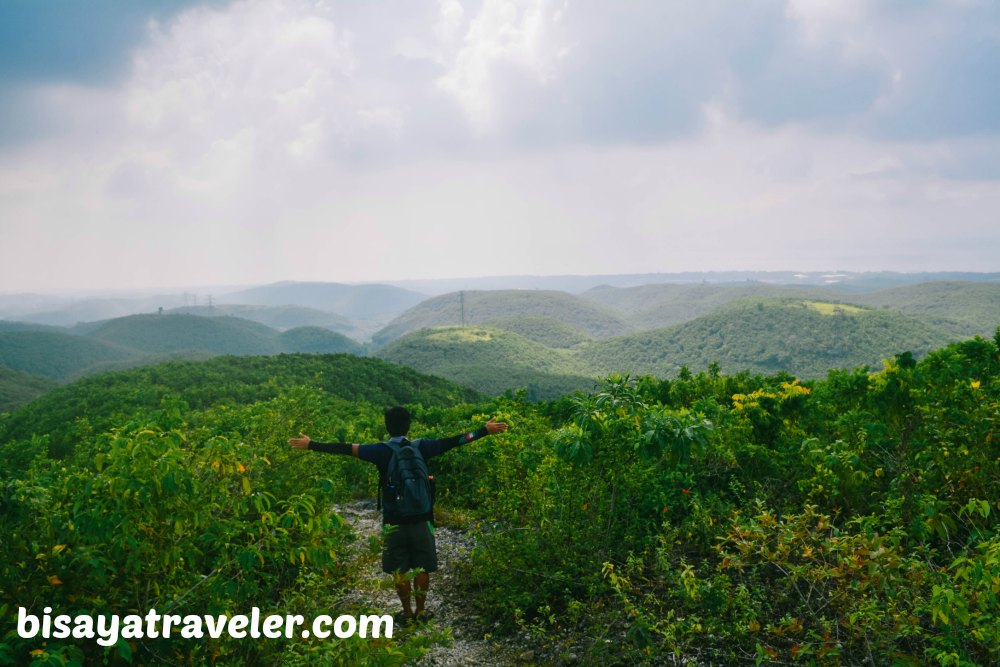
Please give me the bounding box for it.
[0,353,483,464]
[87,314,282,355]
[580,298,956,379]
[0,366,58,412]
[375,326,597,399]
[0,330,139,379]
[849,281,1000,338]
[373,290,631,346]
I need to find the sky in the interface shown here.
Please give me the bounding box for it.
[1,0,999,292]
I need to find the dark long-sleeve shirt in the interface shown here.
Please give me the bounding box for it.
[309,426,489,523]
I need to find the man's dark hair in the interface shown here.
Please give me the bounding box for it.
[384,406,411,438]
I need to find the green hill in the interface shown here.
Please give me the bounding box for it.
[0,366,58,412]
[480,315,592,348]
[581,298,956,379]
[375,326,597,399]
[0,353,482,464]
[850,281,1000,337]
[373,290,630,346]
[278,326,363,354]
[0,330,138,379]
[86,313,282,355]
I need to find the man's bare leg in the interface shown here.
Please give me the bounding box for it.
[414,571,429,616]
[394,573,414,617]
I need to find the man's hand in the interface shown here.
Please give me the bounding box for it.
[485,418,508,435]
[288,433,311,449]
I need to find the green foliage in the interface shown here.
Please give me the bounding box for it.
[459,333,1000,664]
[0,354,480,470]
[2,331,998,665]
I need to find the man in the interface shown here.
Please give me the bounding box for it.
[288,406,508,623]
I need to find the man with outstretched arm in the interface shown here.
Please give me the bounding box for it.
[288,406,508,623]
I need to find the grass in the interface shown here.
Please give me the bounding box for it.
[802,301,867,316]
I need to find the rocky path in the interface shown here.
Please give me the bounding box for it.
[335,500,527,666]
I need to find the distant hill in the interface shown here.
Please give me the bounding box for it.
[373,290,630,346]
[580,299,955,379]
[0,330,138,379]
[849,282,1000,338]
[375,326,597,400]
[168,304,359,337]
[0,366,57,412]
[87,314,281,355]
[0,354,482,463]
[582,283,831,330]
[223,281,426,323]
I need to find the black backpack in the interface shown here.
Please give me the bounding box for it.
[381,438,434,521]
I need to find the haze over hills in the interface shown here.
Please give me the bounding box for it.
[222,281,426,323]
[384,271,1000,296]
[167,304,358,335]
[0,275,997,407]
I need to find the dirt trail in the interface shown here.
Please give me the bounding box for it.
[335,500,525,666]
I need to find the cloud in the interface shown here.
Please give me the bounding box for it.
[0,0,998,292]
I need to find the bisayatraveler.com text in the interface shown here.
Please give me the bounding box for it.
[17,606,394,646]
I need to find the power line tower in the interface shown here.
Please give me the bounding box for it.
[460,291,466,327]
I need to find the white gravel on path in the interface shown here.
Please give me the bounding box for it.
[334,500,528,666]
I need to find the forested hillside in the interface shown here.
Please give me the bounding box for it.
[89,314,282,356]
[0,330,139,379]
[375,326,595,400]
[850,281,1000,337]
[1,333,996,664]
[581,298,955,379]
[0,354,480,467]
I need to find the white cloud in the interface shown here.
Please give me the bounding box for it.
[0,0,997,293]
[435,0,571,132]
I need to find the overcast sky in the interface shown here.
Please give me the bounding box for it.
[1,0,998,292]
